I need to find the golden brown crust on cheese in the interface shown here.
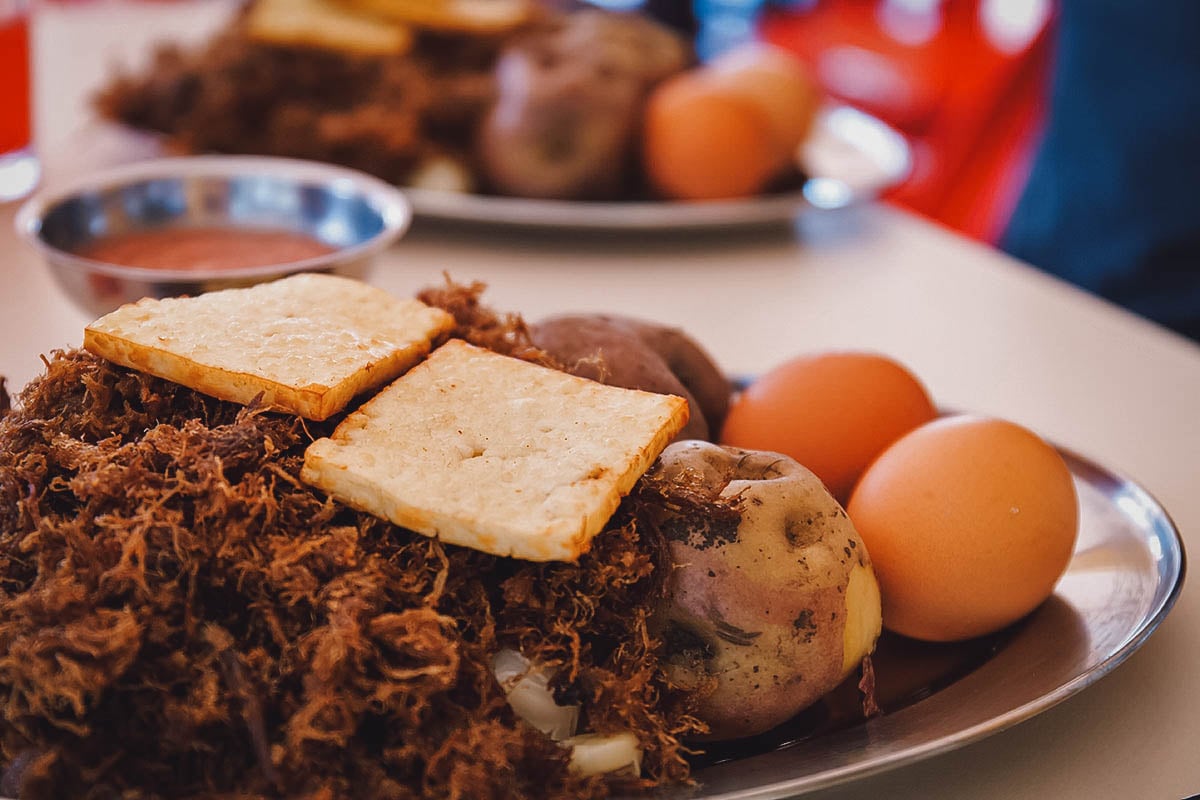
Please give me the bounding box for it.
[83,274,455,420]
[340,0,537,34]
[246,0,416,56]
[301,339,689,561]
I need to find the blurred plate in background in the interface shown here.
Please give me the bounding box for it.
[63,103,909,234]
[406,105,911,230]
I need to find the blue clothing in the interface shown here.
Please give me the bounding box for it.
[1002,0,1200,341]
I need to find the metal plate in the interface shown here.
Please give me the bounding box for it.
[78,105,909,233]
[0,448,1182,800]
[375,105,910,231]
[659,447,1186,799]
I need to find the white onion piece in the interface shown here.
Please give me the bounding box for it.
[492,648,533,688]
[564,732,643,777]
[492,649,579,741]
[407,155,474,193]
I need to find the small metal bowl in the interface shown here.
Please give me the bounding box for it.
[15,155,412,317]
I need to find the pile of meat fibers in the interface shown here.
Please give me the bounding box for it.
[0,286,704,799]
[95,20,507,186]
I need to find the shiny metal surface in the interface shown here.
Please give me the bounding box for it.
[405,104,911,230]
[14,156,412,316]
[663,447,1186,799]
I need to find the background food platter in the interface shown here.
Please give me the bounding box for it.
[406,105,911,230]
[658,446,1185,799]
[65,103,910,234]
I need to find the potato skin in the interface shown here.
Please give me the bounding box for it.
[531,314,730,441]
[477,10,690,200]
[647,441,878,740]
[478,48,642,200]
[622,320,730,435]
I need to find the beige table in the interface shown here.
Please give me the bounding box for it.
[3,2,1199,798]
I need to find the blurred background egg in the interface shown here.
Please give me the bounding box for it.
[705,42,823,155]
[642,71,780,200]
[641,40,824,202]
[847,415,1079,643]
[719,351,937,502]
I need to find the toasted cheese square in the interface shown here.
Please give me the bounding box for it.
[83,273,455,420]
[246,0,415,57]
[300,339,689,562]
[343,0,534,34]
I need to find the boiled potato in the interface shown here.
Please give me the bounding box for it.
[477,10,690,200]
[531,314,731,441]
[644,441,881,740]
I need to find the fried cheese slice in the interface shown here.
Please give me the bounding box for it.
[340,0,536,34]
[301,339,689,562]
[246,0,415,57]
[83,273,455,421]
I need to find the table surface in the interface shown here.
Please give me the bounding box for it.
[4,3,1199,799]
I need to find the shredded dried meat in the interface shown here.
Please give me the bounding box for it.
[0,285,704,799]
[95,21,512,187]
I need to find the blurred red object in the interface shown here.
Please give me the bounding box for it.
[761,0,1054,242]
[0,11,31,156]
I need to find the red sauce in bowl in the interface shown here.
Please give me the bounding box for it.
[79,227,336,271]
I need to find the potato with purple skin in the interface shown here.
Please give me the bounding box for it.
[478,46,642,199]
[530,314,731,441]
[624,320,732,435]
[645,441,882,741]
[477,10,690,200]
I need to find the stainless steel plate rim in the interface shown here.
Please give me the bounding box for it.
[405,105,912,230]
[74,104,907,233]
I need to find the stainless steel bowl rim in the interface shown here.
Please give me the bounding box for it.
[13,155,413,282]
